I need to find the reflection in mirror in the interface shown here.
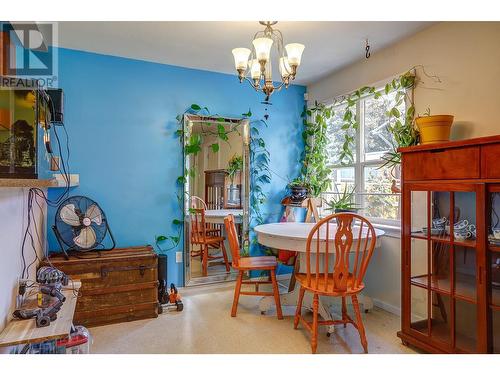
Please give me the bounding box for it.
[184,114,249,286]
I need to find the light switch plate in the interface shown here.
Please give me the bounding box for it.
[176,252,183,263]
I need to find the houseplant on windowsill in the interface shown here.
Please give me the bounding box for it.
[288,177,310,204]
[325,185,358,213]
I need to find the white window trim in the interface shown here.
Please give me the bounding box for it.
[321,87,402,229]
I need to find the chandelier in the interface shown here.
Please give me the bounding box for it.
[232,21,305,103]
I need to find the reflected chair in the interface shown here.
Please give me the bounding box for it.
[189,195,222,258]
[224,214,283,320]
[190,195,207,210]
[294,213,376,354]
[190,208,230,276]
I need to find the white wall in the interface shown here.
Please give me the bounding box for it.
[363,235,402,315]
[308,21,500,313]
[308,22,500,140]
[0,188,46,351]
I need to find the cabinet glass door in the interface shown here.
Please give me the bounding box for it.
[409,186,478,352]
[488,190,500,353]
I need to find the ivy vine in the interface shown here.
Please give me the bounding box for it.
[318,70,419,170]
[155,104,271,256]
[298,102,333,197]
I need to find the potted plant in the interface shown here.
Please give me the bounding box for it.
[288,177,310,203]
[324,185,358,213]
[227,154,243,205]
[227,154,243,183]
[415,108,454,145]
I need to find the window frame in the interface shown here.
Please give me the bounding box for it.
[322,87,403,228]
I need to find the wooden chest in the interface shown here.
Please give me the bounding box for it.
[42,246,159,327]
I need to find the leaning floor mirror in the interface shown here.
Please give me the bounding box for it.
[183,114,250,286]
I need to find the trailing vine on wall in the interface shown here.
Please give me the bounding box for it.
[298,66,442,197]
[155,104,271,256]
[298,102,333,197]
[249,117,271,228]
[309,69,421,173]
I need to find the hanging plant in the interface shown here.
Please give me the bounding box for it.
[379,72,419,171]
[315,69,427,172]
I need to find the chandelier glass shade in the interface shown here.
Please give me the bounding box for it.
[232,21,304,102]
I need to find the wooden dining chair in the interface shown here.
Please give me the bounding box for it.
[190,195,208,210]
[224,214,283,320]
[294,212,376,354]
[190,208,230,276]
[190,195,221,239]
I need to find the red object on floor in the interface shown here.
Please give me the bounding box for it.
[278,250,296,263]
[56,334,88,348]
[277,214,297,264]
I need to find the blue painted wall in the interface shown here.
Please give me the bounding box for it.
[46,47,306,286]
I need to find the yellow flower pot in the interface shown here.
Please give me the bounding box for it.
[416,115,454,144]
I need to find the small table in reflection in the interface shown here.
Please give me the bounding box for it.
[204,209,243,224]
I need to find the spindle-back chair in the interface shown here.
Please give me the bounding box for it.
[294,213,376,354]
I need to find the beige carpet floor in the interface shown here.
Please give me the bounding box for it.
[89,283,418,354]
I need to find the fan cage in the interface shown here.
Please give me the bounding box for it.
[54,195,109,252]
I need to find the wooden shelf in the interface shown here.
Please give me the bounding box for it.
[0,174,79,189]
[410,319,477,353]
[410,273,477,303]
[0,281,81,348]
[410,233,476,248]
[399,134,500,153]
[489,244,500,253]
[0,178,55,188]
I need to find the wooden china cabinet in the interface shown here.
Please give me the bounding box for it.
[398,135,500,353]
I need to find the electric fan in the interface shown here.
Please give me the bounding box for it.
[52,195,115,259]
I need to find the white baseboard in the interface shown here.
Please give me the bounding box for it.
[372,298,401,316]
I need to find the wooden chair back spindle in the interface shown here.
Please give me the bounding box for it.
[190,208,207,244]
[224,214,240,267]
[304,213,376,294]
[190,195,207,210]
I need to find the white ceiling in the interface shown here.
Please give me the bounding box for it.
[55,21,434,85]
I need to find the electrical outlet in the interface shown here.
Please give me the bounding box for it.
[176,252,183,263]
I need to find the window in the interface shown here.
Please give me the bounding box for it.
[322,89,403,226]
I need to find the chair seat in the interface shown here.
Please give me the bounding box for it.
[295,272,364,295]
[192,236,224,245]
[236,256,277,270]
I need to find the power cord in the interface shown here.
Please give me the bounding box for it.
[20,91,72,282]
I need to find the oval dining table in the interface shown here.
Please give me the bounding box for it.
[254,222,385,334]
